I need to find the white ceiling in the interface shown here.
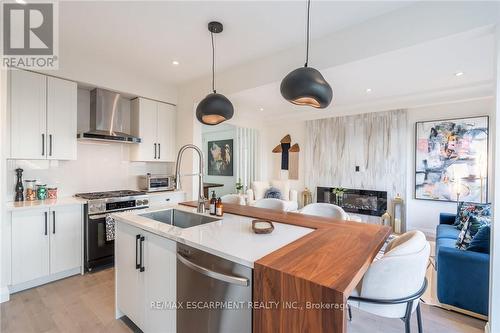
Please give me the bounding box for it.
[59,1,413,85]
[228,27,495,124]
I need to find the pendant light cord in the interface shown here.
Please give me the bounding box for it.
[211,31,216,93]
[305,0,311,67]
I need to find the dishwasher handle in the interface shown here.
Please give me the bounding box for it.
[177,253,249,287]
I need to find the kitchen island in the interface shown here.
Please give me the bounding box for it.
[113,202,390,333]
[181,201,391,333]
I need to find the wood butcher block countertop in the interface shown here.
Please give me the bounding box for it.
[180,201,391,333]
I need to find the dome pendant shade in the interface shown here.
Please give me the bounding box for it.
[196,92,234,126]
[280,66,333,109]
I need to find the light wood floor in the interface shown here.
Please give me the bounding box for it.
[1,268,486,333]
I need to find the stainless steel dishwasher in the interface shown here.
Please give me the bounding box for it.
[177,243,252,333]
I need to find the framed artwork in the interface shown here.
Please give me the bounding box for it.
[208,139,234,176]
[415,116,488,203]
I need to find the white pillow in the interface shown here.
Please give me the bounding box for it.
[271,180,290,201]
[252,181,270,200]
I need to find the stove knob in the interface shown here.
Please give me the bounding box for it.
[136,200,143,206]
[142,199,149,206]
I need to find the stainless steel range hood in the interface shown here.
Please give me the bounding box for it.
[77,88,141,143]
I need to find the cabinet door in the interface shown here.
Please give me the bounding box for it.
[11,208,50,285]
[49,205,82,274]
[157,103,176,162]
[130,98,159,162]
[47,77,77,160]
[144,232,176,333]
[9,70,47,159]
[115,222,145,329]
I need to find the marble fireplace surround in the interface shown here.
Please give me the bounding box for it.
[305,109,407,219]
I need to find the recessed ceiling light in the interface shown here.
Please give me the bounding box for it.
[15,0,26,4]
[455,72,464,77]
[259,107,264,111]
[366,88,372,93]
[172,60,180,66]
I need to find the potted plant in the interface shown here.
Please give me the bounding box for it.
[235,178,243,194]
[331,187,346,206]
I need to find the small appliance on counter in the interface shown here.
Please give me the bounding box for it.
[138,173,175,192]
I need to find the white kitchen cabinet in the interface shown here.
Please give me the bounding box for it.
[10,204,83,291]
[156,102,176,162]
[115,222,177,333]
[148,191,186,206]
[47,77,78,160]
[115,222,146,329]
[130,97,176,162]
[9,70,47,159]
[11,208,50,285]
[9,70,77,160]
[49,204,82,274]
[144,231,177,332]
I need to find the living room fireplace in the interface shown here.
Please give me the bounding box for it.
[316,187,387,217]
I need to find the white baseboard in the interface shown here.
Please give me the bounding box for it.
[9,267,81,294]
[0,286,10,303]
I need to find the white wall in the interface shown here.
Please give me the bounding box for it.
[258,98,494,235]
[202,125,237,197]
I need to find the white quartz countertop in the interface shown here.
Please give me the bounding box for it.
[112,204,314,268]
[5,196,86,211]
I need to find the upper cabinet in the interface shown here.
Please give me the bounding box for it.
[9,70,77,160]
[130,97,176,162]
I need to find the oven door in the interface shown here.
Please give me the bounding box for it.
[86,213,115,271]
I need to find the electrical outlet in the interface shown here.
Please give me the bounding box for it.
[355,166,360,172]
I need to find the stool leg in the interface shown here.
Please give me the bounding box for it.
[348,304,352,322]
[417,302,423,333]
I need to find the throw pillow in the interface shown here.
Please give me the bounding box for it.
[467,224,491,254]
[456,204,491,250]
[264,187,282,200]
[271,180,290,201]
[454,202,491,230]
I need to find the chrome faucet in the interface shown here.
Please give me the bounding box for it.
[175,144,206,213]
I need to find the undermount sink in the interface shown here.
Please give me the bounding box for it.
[139,209,219,229]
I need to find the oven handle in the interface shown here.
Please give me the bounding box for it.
[176,253,249,286]
[88,214,108,220]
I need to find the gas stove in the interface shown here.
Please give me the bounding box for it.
[75,190,149,215]
[77,189,150,272]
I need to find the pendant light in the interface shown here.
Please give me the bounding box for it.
[196,21,234,125]
[280,0,333,109]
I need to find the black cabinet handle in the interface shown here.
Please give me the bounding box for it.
[154,143,157,159]
[135,234,141,269]
[42,134,45,156]
[158,143,161,159]
[52,211,55,234]
[140,236,145,272]
[49,134,53,156]
[44,212,48,235]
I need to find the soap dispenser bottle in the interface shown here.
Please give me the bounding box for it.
[209,191,217,215]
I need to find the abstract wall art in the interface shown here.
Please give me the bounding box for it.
[208,139,233,176]
[415,116,488,203]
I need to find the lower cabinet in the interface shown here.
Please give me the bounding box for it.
[148,191,186,206]
[115,222,176,333]
[11,204,83,290]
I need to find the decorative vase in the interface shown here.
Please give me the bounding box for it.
[301,188,312,208]
[15,168,24,202]
[336,193,344,207]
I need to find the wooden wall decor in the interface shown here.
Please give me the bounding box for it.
[288,143,300,180]
[272,135,300,179]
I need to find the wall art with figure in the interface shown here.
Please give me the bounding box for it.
[415,116,488,202]
[208,139,234,176]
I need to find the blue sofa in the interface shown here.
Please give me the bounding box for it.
[436,213,490,316]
